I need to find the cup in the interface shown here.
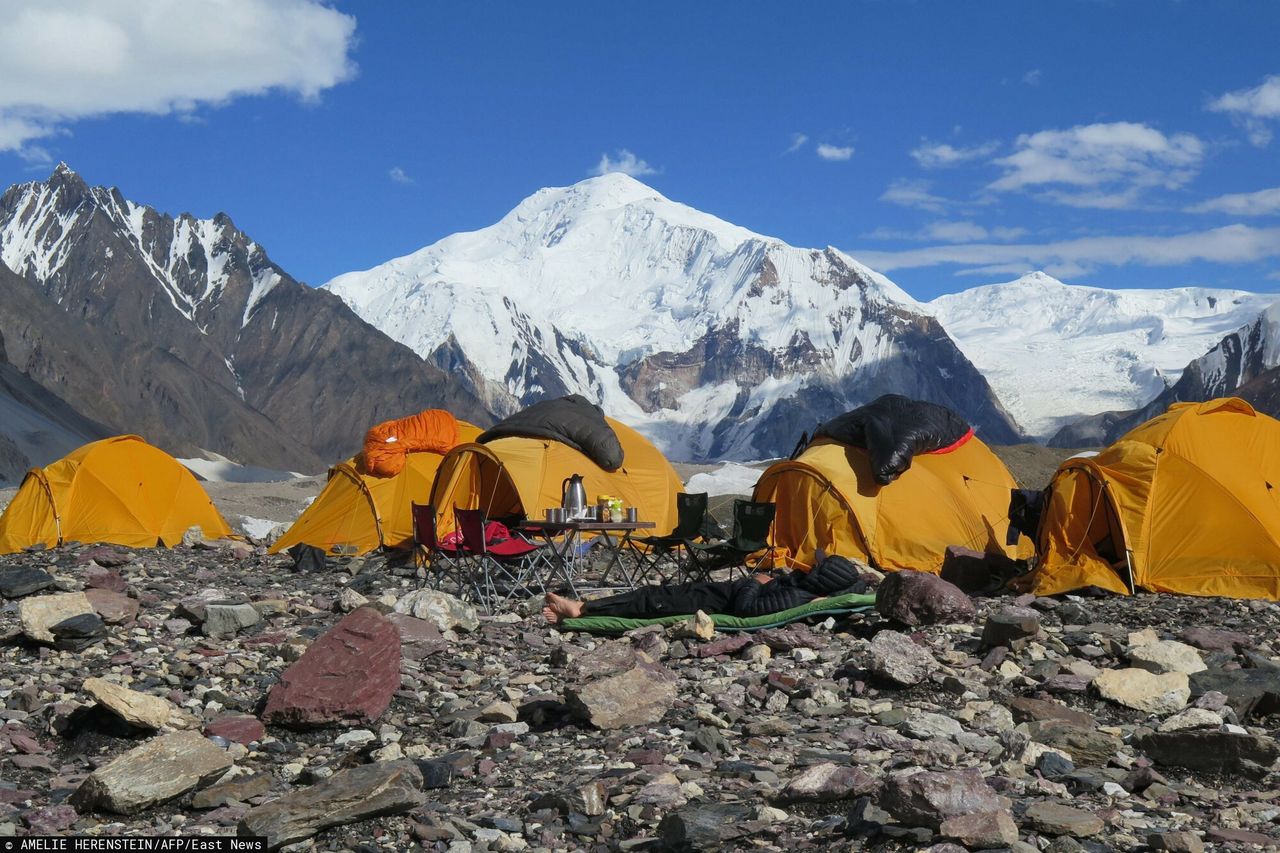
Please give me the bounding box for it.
[550,508,564,524]
[545,508,556,523]
[626,507,639,523]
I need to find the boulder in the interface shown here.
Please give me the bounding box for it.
[880,768,1003,829]
[0,567,54,599]
[776,762,878,803]
[1134,730,1280,774]
[1092,668,1189,715]
[1008,697,1096,729]
[1147,831,1205,853]
[84,588,138,624]
[1127,640,1206,675]
[202,603,261,639]
[192,773,271,810]
[1180,626,1252,653]
[657,803,753,851]
[980,608,1041,649]
[1026,720,1121,767]
[1156,708,1223,732]
[875,570,975,627]
[1189,667,1280,719]
[868,630,936,686]
[18,592,94,643]
[238,760,423,849]
[205,714,266,745]
[84,566,127,592]
[83,678,178,730]
[387,613,447,660]
[392,589,478,633]
[70,731,233,815]
[1024,801,1104,837]
[565,660,677,730]
[262,607,401,728]
[50,613,107,651]
[940,810,1019,847]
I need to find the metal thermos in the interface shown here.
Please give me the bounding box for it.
[561,474,588,519]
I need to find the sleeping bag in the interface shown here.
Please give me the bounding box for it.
[361,409,460,477]
[477,394,624,471]
[814,395,972,485]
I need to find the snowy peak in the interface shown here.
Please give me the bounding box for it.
[326,175,1017,460]
[0,167,283,333]
[930,271,1274,438]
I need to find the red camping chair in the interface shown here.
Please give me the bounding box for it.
[453,507,549,610]
[411,503,471,599]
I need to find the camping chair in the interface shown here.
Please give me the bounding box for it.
[629,492,716,583]
[411,503,470,599]
[453,507,550,611]
[684,499,778,582]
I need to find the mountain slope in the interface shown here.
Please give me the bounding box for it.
[1050,299,1280,446]
[0,319,112,483]
[930,272,1273,439]
[325,173,1021,460]
[0,165,496,468]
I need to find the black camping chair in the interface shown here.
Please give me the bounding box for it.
[629,492,718,583]
[684,499,777,581]
[411,503,469,598]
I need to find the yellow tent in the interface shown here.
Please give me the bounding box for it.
[753,434,1029,572]
[1025,397,1280,600]
[429,418,682,535]
[0,435,231,553]
[270,421,482,556]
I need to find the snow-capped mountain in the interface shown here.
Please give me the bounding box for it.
[325,173,1022,460]
[0,164,493,470]
[930,272,1273,439]
[1051,298,1280,447]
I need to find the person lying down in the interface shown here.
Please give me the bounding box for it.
[542,552,869,624]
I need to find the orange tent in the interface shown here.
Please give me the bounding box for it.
[270,414,481,555]
[753,433,1030,572]
[0,435,231,553]
[1025,398,1280,599]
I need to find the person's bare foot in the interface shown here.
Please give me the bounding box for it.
[542,592,585,624]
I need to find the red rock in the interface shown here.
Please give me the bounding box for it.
[84,588,139,624]
[85,568,127,593]
[875,570,976,627]
[262,607,401,728]
[205,714,266,745]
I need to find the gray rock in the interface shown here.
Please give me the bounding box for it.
[875,570,975,627]
[980,608,1041,649]
[71,731,233,815]
[392,589,479,633]
[868,630,936,687]
[1134,729,1280,774]
[201,603,261,639]
[50,613,107,651]
[880,768,1003,829]
[657,803,753,850]
[939,810,1019,847]
[565,661,677,730]
[776,762,878,803]
[0,567,54,599]
[1024,801,1104,837]
[238,760,423,850]
[1147,831,1205,853]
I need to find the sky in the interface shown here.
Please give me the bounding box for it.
[1,0,1278,300]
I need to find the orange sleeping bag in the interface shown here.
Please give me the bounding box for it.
[361,409,460,477]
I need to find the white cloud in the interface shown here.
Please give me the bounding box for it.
[388,166,413,185]
[591,149,658,177]
[0,0,357,154]
[1210,74,1280,147]
[1187,187,1280,216]
[880,179,950,213]
[910,139,999,168]
[785,132,808,154]
[866,220,1028,244]
[816,143,854,161]
[1022,69,1042,86]
[988,121,1204,208]
[854,224,1280,274]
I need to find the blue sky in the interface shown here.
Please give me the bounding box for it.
[1,0,1278,299]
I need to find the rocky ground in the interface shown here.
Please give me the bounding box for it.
[0,534,1278,852]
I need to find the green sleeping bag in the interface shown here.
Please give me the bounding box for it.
[559,591,877,634]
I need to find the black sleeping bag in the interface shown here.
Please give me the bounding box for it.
[477,394,625,471]
[814,394,971,485]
